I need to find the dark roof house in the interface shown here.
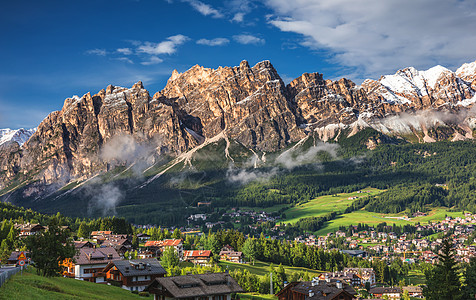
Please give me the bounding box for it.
[103,258,166,292]
[276,278,357,300]
[147,272,244,299]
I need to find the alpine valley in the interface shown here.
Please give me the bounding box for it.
[1,59,475,225]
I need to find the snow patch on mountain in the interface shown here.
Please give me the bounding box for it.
[0,128,36,146]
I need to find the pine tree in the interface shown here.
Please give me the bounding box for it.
[77,222,89,238]
[463,257,476,299]
[423,238,462,300]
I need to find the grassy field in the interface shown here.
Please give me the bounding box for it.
[237,292,277,299]
[0,267,142,300]
[281,188,384,224]
[405,270,426,285]
[219,260,322,277]
[315,207,465,236]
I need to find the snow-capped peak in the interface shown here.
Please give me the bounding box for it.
[0,128,36,146]
[419,65,451,88]
[456,60,476,80]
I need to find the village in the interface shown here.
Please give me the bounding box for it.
[3,213,475,299]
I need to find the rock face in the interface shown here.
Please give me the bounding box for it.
[0,59,475,192]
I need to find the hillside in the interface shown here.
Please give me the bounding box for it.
[0,268,141,300]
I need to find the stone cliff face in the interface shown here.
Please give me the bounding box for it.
[0,59,475,192]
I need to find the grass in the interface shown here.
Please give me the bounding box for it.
[314,207,465,236]
[237,292,277,299]
[281,188,384,224]
[0,267,142,300]
[236,204,289,213]
[219,260,322,277]
[405,270,426,285]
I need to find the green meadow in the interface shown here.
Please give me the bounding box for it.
[0,268,142,300]
[281,188,384,224]
[218,260,322,277]
[315,207,465,236]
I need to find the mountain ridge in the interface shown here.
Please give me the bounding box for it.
[0,59,475,197]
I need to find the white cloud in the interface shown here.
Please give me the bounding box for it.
[140,56,164,65]
[183,0,223,18]
[86,49,107,56]
[137,34,189,55]
[233,34,265,45]
[264,0,476,79]
[197,38,230,46]
[232,12,245,22]
[117,48,132,55]
[115,57,134,64]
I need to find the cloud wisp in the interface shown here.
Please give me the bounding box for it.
[233,34,265,45]
[264,0,476,79]
[197,38,230,46]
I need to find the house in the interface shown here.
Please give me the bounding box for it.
[341,250,367,258]
[146,272,243,300]
[74,241,95,249]
[276,278,357,300]
[61,247,120,282]
[145,239,183,258]
[91,231,113,240]
[137,233,151,242]
[183,250,212,266]
[402,286,423,298]
[369,287,402,299]
[102,258,166,292]
[14,223,45,237]
[318,272,361,287]
[101,238,132,256]
[219,251,243,263]
[343,268,376,286]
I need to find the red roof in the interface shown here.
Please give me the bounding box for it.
[91,231,113,236]
[184,250,212,258]
[144,239,182,247]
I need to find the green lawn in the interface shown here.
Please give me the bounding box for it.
[219,260,322,277]
[281,188,384,224]
[237,292,277,299]
[405,270,426,285]
[315,207,464,236]
[0,267,142,300]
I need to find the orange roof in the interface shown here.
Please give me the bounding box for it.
[91,231,113,236]
[162,239,182,246]
[144,239,182,247]
[184,250,212,258]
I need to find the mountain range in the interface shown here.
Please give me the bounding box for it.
[0,59,475,219]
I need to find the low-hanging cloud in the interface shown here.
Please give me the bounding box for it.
[276,142,340,170]
[100,134,156,176]
[87,183,124,216]
[264,0,476,80]
[226,166,279,185]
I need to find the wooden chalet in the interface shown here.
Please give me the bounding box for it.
[145,239,183,257]
[146,272,244,300]
[183,250,212,266]
[102,258,166,292]
[276,278,357,300]
[61,247,120,282]
[14,223,45,237]
[219,251,243,263]
[137,233,151,242]
[101,238,132,256]
[369,287,401,299]
[74,241,95,249]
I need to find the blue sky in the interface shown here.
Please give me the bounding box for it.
[1,0,476,129]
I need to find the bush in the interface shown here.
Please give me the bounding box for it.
[139,291,150,297]
[132,290,139,294]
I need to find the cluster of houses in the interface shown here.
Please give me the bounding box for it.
[188,208,280,229]
[292,214,476,264]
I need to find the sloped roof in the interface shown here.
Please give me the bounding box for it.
[145,239,182,247]
[148,273,243,298]
[184,250,212,258]
[74,247,120,265]
[280,279,357,300]
[104,258,166,277]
